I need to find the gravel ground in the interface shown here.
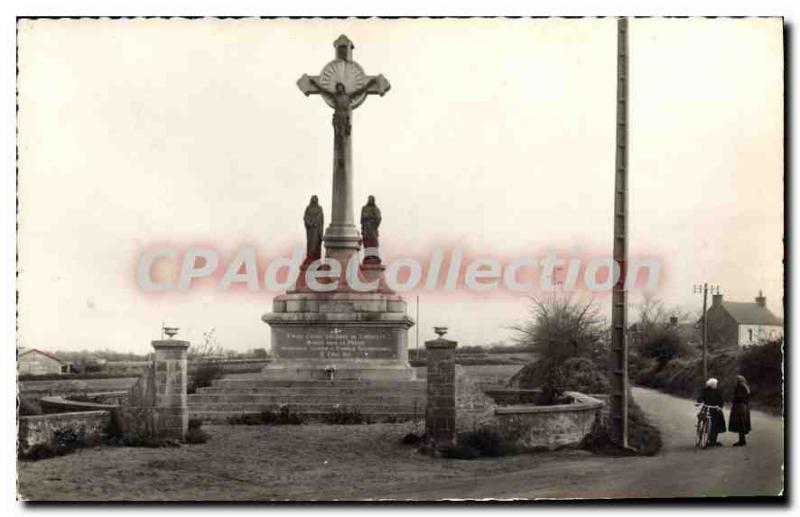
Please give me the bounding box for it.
[17,421,565,501]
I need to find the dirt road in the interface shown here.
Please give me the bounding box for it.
[369,387,784,499]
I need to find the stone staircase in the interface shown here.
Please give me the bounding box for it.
[188,376,427,423]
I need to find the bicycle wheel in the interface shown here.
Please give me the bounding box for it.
[696,416,709,449]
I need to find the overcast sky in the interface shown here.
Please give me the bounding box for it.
[17,17,783,353]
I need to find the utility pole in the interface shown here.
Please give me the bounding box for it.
[693,283,719,380]
[609,17,629,448]
[416,295,420,361]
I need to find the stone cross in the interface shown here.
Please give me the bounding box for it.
[297,35,391,262]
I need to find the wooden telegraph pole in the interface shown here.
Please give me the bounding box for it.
[693,283,720,380]
[609,17,630,448]
[416,295,420,361]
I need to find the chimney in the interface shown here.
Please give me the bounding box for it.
[669,316,678,326]
[755,290,766,308]
[712,293,723,307]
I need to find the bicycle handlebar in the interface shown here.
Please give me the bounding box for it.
[695,403,722,410]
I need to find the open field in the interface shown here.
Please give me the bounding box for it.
[18,377,139,399]
[413,364,524,386]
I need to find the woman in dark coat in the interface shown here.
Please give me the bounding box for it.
[729,375,752,446]
[697,377,726,447]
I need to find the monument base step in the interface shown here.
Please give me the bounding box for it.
[188,377,426,423]
[191,410,424,424]
[261,362,416,381]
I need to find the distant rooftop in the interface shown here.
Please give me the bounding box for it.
[722,301,783,326]
[18,347,68,364]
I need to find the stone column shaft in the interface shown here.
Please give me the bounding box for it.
[325,114,361,261]
[151,339,190,440]
[425,336,458,449]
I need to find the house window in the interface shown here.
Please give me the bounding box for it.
[748,329,753,342]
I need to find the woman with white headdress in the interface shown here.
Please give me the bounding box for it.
[696,377,727,447]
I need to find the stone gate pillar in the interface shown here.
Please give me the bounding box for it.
[425,329,457,449]
[151,338,190,439]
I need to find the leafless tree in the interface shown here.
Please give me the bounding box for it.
[510,293,607,364]
[187,328,225,394]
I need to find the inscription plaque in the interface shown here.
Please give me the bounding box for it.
[274,327,398,360]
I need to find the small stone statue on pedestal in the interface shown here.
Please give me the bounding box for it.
[303,195,324,266]
[361,195,382,264]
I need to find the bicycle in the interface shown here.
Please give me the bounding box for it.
[695,403,722,450]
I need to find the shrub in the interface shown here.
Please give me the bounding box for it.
[184,419,209,444]
[103,413,178,448]
[106,432,179,448]
[262,406,305,425]
[19,443,65,461]
[104,410,124,440]
[635,341,783,411]
[626,400,663,456]
[321,406,370,425]
[441,429,518,459]
[53,427,88,450]
[739,339,783,409]
[226,406,305,426]
[580,399,663,457]
[187,328,226,394]
[18,426,95,461]
[628,352,656,384]
[226,413,263,425]
[560,357,611,393]
[640,326,687,365]
[510,357,610,397]
[401,432,424,446]
[187,362,224,395]
[18,398,42,416]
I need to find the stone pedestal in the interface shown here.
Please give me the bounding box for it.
[150,339,189,439]
[262,292,415,380]
[425,335,457,448]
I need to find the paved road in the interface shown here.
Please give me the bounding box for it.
[371,387,784,499]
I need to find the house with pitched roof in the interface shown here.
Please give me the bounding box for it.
[705,291,783,347]
[18,348,70,375]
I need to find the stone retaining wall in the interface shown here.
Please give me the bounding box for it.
[18,410,111,457]
[454,365,496,431]
[493,392,604,450]
[424,348,605,451]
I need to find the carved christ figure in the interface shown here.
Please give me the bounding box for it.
[308,77,376,176]
[308,78,378,137]
[361,195,382,263]
[303,195,324,265]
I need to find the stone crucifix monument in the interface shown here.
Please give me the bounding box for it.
[262,35,415,381]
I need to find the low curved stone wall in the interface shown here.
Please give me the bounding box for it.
[39,394,121,413]
[492,391,604,450]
